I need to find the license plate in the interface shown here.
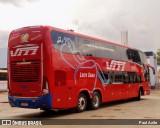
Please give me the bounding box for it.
[21,103,28,107]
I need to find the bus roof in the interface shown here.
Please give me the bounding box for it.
[10,25,143,53]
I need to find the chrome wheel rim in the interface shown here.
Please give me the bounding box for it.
[78,97,86,110]
[93,95,99,107]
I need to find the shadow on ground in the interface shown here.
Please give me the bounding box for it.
[13,98,148,119]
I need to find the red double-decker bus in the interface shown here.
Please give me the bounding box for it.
[8,26,150,112]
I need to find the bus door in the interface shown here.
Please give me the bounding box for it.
[123,72,132,98]
[66,69,78,108]
[126,72,139,98]
[102,72,113,102]
[110,83,122,100]
[112,72,126,100]
[53,70,68,108]
[53,69,78,109]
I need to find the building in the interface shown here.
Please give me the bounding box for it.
[0,48,7,69]
[157,65,160,84]
[0,48,7,91]
[145,51,158,89]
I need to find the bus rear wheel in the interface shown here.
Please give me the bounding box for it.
[76,93,87,112]
[90,92,101,110]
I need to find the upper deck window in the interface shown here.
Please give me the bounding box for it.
[139,51,148,64]
[50,30,78,54]
[50,30,142,63]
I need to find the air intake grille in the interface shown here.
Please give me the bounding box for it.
[10,60,40,82]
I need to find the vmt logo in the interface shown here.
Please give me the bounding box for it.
[10,44,39,57]
[106,60,126,71]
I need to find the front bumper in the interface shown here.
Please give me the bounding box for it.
[8,93,52,109]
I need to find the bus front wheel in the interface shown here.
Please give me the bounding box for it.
[136,88,142,101]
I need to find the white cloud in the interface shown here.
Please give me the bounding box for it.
[0,0,38,7]
[0,0,160,52]
[0,30,9,48]
[70,0,160,52]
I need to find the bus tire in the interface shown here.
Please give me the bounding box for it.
[136,89,142,101]
[76,93,87,112]
[41,108,53,112]
[90,91,101,110]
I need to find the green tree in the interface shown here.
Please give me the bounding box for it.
[157,49,160,65]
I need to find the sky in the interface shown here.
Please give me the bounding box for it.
[0,0,160,52]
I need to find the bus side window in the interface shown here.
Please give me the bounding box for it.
[78,38,95,57]
[137,75,142,83]
[99,71,110,84]
[104,72,109,80]
[109,73,113,84]
[133,73,137,83]
[128,73,133,83]
[145,74,150,82]
[124,72,129,84]
[113,72,124,83]
[126,49,141,64]
[128,72,142,83]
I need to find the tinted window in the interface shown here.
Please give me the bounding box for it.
[139,51,148,64]
[128,72,142,83]
[126,49,141,64]
[50,30,131,62]
[50,30,79,54]
[117,46,128,61]
[113,72,124,83]
[123,72,129,83]
[95,41,117,59]
[78,37,95,56]
[99,72,109,80]
[110,72,141,84]
[95,42,128,61]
